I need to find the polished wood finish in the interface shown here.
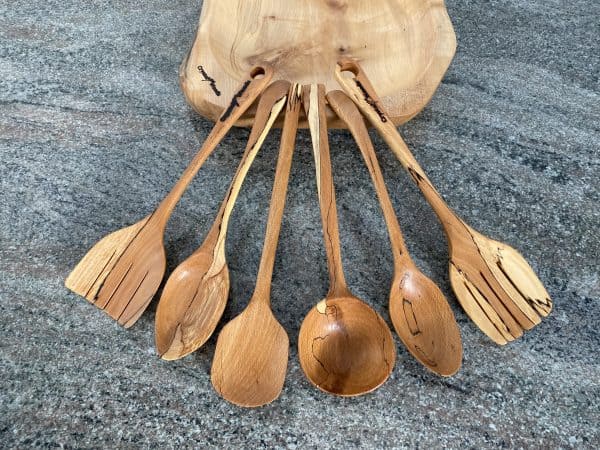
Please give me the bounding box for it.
[155,80,290,360]
[335,59,552,345]
[211,84,301,407]
[297,84,395,396]
[180,0,456,128]
[65,65,274,327]
[327,90,462,376]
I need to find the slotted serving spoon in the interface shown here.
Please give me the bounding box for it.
[65,65,273,327]
[335,58,552,344]
[297,84,395,396]
[211,83,301,407]
[155,80,290,360]
[327,90,462,376]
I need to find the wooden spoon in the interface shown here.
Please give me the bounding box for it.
[210,84,302,407]
[327,90,462,376]
[65,65,273,328]
[297,84,396,396]
[335,58,552,345]
[155,80,290,360]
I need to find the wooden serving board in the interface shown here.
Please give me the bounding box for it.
[180,0,456,128]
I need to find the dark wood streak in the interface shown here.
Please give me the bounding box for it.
[100,263,134,309]
[92,211,155,303]
[220,80,251,122]
[311,334,331,375]
[356,80,387,123]
[459,272,511,338]
[402,298,422,336]
[197,65,221,96]
[408,166,425,185]
[478,270,523,337]
[496,260,552,314]
[86,249,117,299]
[413,344,437,367]
[117,270,150,321]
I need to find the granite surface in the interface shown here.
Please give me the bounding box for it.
[1,0,599,448]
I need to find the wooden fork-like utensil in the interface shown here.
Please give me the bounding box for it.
[65,65,273,328]
[335,58,552,344]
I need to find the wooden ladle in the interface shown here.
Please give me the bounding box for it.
[65,65,273,327]
[327,90,462,376]
[211,84,302,407]
[155,80,290,360]
[335,58,552,344]
[297,84,396,396]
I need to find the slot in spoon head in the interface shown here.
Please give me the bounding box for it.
[211,301,289,407]
[298,295,396,397]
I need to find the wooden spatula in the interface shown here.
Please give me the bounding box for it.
[65,65,273,328]
[335,58,552,344]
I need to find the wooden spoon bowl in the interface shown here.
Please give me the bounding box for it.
[155,245,229,359]
[211,301,289,407]
[299,296,396,396]
[181,0,456,128]
[389,268,462,376]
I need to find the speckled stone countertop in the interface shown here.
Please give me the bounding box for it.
[1,0,598,448]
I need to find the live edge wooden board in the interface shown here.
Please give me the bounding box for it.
[180,0,456,128]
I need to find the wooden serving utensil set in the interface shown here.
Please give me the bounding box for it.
[66,60,552,407]
[65,0,552,407]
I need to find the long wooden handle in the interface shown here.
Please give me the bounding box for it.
[153,65,274,230]
[303,84,350,298]
[209,81,290,263]
[327,90,411,268]
[252,84,302,301]
[334,59,466,240]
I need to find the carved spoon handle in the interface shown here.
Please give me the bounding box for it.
[302,84,350,299]
[152,65,274,231]
[207,81,290,265]
[327,90,412,269]
[252,84,302,302]
[333,58,466,240]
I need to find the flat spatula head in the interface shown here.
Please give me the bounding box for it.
[65,216,166,327]
[211,301,289,407]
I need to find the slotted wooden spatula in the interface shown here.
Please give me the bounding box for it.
[335,58,552,344]
[65,65,273,328]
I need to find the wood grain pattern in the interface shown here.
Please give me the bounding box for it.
[211,84,301,407]
[327,90,462,376]
[334,58,552,345]
[65,65,273,327]
[297,84,395,396]
[155,80,289,360]
[180,0,456,128]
